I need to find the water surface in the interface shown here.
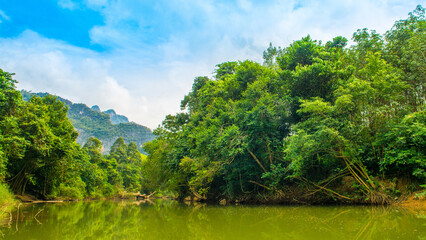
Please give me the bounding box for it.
[1,200,425,239]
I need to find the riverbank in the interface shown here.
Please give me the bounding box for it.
[5,190,170,205]
[180,182,426,208]
[3,186,425,211]
[398,196,426,210]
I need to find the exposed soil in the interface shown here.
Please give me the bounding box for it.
[398,196,426,210]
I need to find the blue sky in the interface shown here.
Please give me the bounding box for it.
[0,0,104,50]
[0,0,423,128]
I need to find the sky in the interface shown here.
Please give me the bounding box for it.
[0,0,423,129]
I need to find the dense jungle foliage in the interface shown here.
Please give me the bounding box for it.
[142,6,426,203]
[1,6,425,205]
[0,71,146,200]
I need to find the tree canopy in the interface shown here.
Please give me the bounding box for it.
[0,73,147,199]
[142,6,425,203]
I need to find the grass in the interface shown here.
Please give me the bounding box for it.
[0,183,16,216]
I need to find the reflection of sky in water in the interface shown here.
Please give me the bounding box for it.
[1,201,425,240]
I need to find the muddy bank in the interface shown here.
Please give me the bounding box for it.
[397,196,426,210]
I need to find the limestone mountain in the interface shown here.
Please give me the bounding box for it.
[91,105,130,124]
[21,90,154,153]
[104,109,130,124]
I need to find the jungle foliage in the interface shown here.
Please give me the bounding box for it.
[142,6,425,203]
[0,72,146,200]
[1,6,424,205]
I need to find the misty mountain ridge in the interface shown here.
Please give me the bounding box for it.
[21,90,155,153]
[95,107,130,125]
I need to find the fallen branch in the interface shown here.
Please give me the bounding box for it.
[147,191,157,198]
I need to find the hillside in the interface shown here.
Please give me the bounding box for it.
[21,90,155,153]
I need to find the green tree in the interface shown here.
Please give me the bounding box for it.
[141,6,425,203]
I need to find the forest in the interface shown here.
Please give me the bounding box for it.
[0,69,147,203]
[141,6,425,204]
[0,6,425,206]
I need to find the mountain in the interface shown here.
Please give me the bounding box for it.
[91,105,129,124]
[103,109,130,124]
[21,90,155,153]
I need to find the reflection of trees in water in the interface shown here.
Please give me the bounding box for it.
[1,202,425,240]
[181,205,426,240]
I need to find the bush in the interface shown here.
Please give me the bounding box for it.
[89,187,105,199]
[55,178,86,200]
[102,183,115,197]
[381,111,426,181]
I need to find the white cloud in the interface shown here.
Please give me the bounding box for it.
[0,9,10,23]
[0,30,161,129]
[237,0,253,11]
[58,0,80,10]
[85,0,109,9]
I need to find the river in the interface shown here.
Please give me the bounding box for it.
[1,200,425,239]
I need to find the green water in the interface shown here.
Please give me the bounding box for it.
[1,200,425,240]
